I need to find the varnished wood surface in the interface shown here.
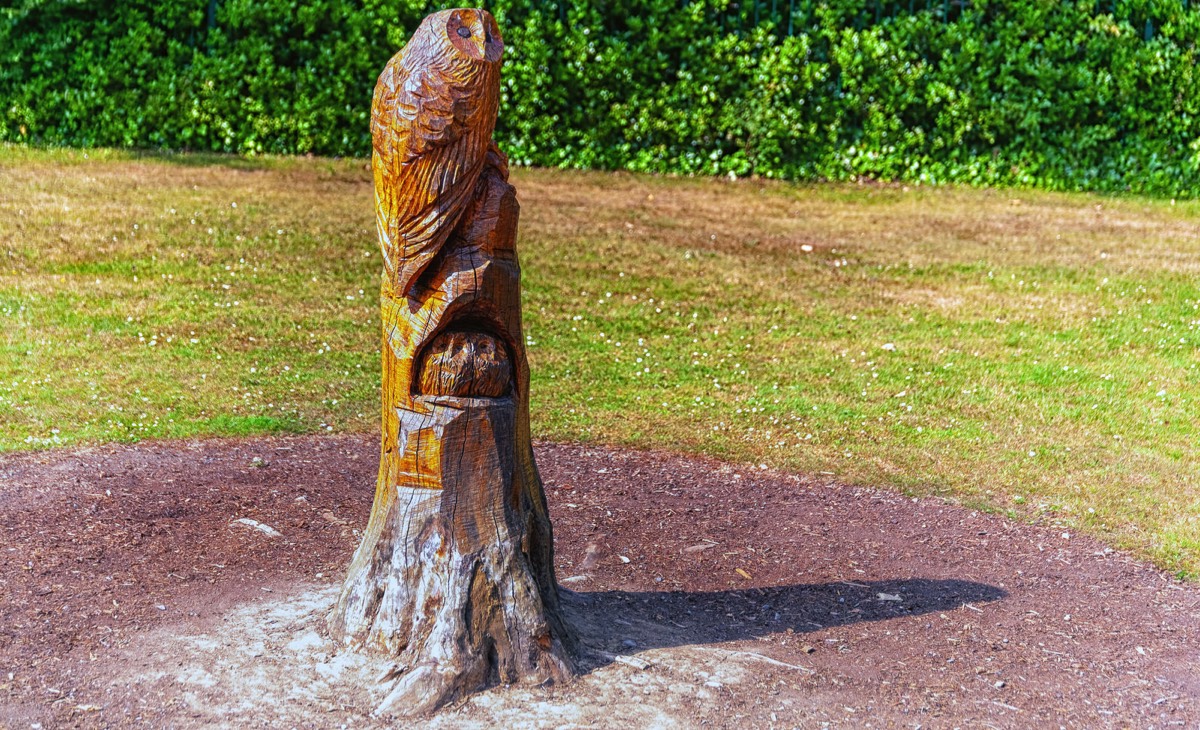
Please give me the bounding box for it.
[417,330,511,397]
[371,8,503,299]
[329,9,575,716]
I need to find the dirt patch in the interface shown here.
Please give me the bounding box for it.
[0,436,1197,728]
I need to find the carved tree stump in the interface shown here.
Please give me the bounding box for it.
[327,8,575,716]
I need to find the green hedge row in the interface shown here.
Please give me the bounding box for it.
[3,0,1199,195]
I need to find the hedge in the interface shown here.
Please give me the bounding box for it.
[3,0,1199,195]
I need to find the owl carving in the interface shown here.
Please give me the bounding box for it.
[371,8,504,297]
[332,12,575,707]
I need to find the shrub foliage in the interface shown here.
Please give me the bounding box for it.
[3,0,1199,194]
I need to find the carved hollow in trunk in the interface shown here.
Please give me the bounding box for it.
[415,329,512,398]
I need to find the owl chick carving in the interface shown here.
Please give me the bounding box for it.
[371,8,504,297]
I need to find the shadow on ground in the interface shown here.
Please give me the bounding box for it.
[564,578,1006,669]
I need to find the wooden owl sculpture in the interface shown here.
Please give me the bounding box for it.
[371,7,504,297]
[329,9,576,716]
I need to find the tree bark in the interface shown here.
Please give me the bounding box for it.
[327,154,576,715]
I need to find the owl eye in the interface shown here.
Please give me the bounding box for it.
[456,26,472,38]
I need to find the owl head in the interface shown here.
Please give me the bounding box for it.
[424,8,503,64]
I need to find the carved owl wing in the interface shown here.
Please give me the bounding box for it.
[372,39,492,297]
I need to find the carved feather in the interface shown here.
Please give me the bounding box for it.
[371,9,502,297]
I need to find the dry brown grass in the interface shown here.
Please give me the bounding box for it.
[2,146,1198,575]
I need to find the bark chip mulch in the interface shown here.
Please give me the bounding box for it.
[0,435,1196,728]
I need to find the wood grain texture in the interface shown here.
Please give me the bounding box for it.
[416,330,511,398]
[370,7,502,298]
[328,9,575,716]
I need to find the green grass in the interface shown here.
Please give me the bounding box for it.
[2,144,1199,576]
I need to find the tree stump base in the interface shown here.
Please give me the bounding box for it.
[329,397,575,716]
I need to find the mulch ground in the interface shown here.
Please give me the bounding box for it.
[0,435,1197,728]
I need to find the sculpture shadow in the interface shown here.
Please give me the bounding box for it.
[562,577,1005,669]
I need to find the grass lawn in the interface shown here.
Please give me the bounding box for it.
[2,145,1198,577]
